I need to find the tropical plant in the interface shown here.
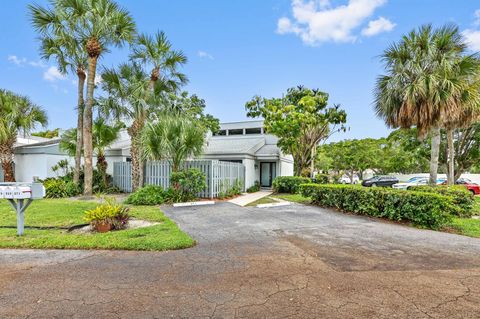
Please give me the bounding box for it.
[246,86,347,176]
[84,197,130,231]
[0,90,47,181]
[32,128,60,138]
[141,116,206,172]
[29,3,89,185]
[60,118,123,187]
[170,168,206,202]
[375,24,480,185]
[30,0,136,195]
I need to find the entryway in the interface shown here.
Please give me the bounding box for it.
[260,162,276,187]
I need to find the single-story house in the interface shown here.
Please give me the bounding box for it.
[12,120,294,188]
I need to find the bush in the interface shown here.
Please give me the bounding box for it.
[408,185,474,217]
[272,176,311,194]
[124,185,166,206]
[314,173,330,184]
[84,198,130,231]
[170,168,207,202]
[247,181,261,193]
[218,179,244,199]
[43,178,81,198]
[300,184,454,229]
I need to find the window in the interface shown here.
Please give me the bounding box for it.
[245,127,262,134]
[214,130,227,136]
[228,129,243,135]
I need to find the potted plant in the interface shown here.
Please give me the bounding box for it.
[84,198,130,233]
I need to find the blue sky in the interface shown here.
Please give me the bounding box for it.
[1,0,479,141]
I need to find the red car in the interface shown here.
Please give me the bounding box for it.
[442,178,480,195]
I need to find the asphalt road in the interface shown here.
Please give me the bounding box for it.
[1,202,479,318]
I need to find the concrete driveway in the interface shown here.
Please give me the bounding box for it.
[1,202,479,318]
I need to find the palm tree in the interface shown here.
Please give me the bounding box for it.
[141,115,206,172]
[60,118,123,186]
[130,31,188,91]
[0,90,48,182]
[29,0,136,195]
[375,24,480,185]
[29,4,88,185]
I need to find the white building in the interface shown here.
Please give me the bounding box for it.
[13,120,294,188]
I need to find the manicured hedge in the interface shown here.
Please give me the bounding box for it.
[273,176,311,193]
[300,184,454,229]
[124,185,167,205]
[408,185,474,217]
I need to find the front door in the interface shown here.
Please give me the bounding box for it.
[260,162,276,187]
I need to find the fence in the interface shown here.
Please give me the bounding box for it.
[113,160,245,198]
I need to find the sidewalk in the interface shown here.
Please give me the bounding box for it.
[228,190,272,206]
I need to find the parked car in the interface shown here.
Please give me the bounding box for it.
[361,176,399,187]
[393,177,446,190]
[441,178,480,195]
[339,175,359,184]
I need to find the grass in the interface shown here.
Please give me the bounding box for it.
[471,196,480,215]
[271,193,311,204]
[0,199,195,251]
[246,196,278,206]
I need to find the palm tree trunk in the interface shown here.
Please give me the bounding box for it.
[0,141,15,182]
[128,121,143,192]
[96,151,108,189]
[74,69,86,185]
[447,128,455,186]
[83,56,97,195]
[429,126,441,185]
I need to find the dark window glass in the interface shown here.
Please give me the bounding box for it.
[228,129,243,135]
[214,130,227,136]
[245,127,262,134]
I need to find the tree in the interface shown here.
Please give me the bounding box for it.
[246,86,347,176]
[0,90,47,181]
[29,3,89,185]
[31,0,136,195]
[141,116,206,172]
[375,24,480,185]
[32,128,60,139]
[60,118,123,186]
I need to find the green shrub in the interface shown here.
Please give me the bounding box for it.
[218,179,244,199]
[84,198,130,230]
[170,168,207,202]
[300,184,454,229]
[247,181,261,193]
[43,178,81,198]
[314,173,330,184]
[408,185,474,217]
[272,176,311,194]
[124,185,166,206]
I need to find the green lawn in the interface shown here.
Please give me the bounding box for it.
[271,193,312,204]
[0,199,195,251]
[246,196,278,206]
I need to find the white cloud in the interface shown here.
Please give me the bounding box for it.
[474,9,480,26]
[463,29,480,51]
[361,16,395,36]
[277,0,390,45]
[43,66,66,82]
[7,55,27,66]
[28,60,46,68]
[95,74,102,85]
[198,50,214,60]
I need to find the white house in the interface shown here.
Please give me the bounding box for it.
[12,120,294,188]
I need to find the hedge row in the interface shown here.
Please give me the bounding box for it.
[272,176,311,193]
[300,184,455,229]
[408,185,474,217]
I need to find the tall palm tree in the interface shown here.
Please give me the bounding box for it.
[130,31,188,91]
[0,90,48,182]
[30,0,136,195]
[375,24,480,185]
[141,115,206,172]
[29,4,88,185]
[99,62,155,191]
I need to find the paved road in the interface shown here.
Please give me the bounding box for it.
[1,202,479,318]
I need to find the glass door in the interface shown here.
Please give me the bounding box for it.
[260,162,276,187]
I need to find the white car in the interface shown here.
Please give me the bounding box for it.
[340,175,360,184]
[392,177,446,190]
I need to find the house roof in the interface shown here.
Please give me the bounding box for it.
[255,144,280,156]
[204,137,265,156]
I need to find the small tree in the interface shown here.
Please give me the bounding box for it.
[246,86,347,176]
[141,116,206,172]
[0,90,48,181]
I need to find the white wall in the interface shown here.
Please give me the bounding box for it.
[280,159,294,177]
[243,158,256,189]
